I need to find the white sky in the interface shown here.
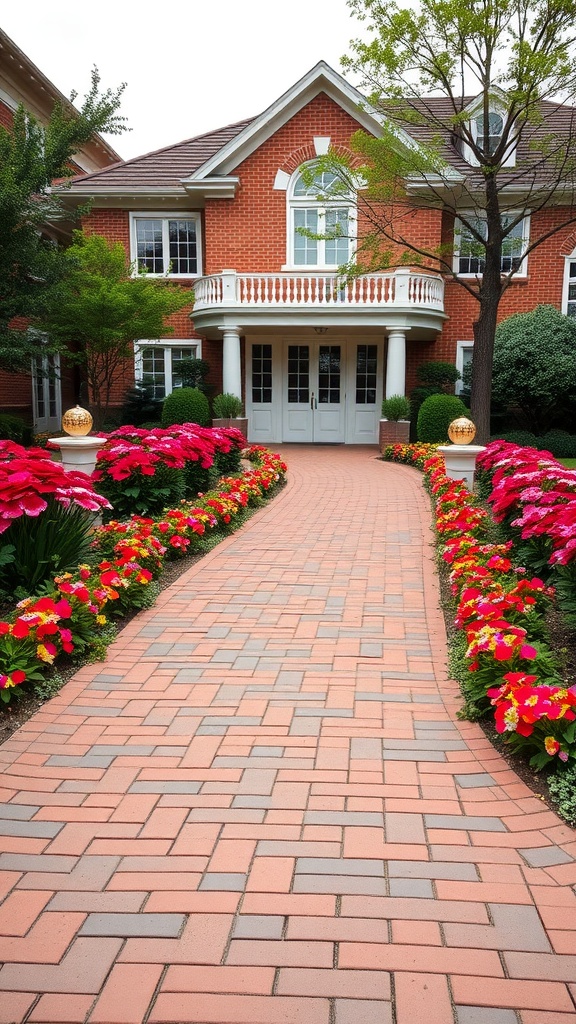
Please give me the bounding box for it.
[2,0,368,161]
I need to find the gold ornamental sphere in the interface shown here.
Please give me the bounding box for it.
[62,405,93,437]
[448,416,476,445]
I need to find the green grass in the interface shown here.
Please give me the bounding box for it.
[559,459,576,468]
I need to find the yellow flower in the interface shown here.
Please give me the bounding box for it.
[36,644,55,664]
[96,615,107,626]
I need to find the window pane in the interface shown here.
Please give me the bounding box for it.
[287,345,309,403]
[294,209,318,265]
[168,219,197,275]
[355,344,377,404]
[140,346,166,399]
[252,343,272,404]
[325,209,349,265]
[136,219,163,273]
[318,345,340,404]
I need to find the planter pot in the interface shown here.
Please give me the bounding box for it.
[212,417,248,438]
[379,419,410,453]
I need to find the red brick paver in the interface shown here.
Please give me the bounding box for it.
[1,446,575,1023]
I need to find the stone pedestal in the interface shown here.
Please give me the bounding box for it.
[49,436,107,477]
[379,419,410,453]
[438,444,486,490]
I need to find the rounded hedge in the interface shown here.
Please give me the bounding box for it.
[162,387,210,428]
[417,393,468,443]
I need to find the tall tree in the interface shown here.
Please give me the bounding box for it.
[39,232,190,426]
[323,0,576,441]
[0,68,127,371]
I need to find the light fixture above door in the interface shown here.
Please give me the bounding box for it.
[313,327,328,334]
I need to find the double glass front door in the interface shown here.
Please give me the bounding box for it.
[283,342,345,442]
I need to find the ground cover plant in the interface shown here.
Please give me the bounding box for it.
[384,441,576,774]
[0,436,286,705]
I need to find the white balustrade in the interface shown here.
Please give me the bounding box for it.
[193,270,444,312]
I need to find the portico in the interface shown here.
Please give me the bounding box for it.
[192,267,446,444]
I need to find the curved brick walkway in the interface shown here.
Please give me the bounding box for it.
[1,446,576,1024]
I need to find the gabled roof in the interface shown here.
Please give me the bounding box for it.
[63,61,430,202]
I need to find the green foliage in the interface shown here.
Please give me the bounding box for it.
[214,439,243,477]
[492,306,576,434]
[0,414,33,445]
[0,499,95,599]
[98,463,186,521]
[32,673,66,702]
[491,430,539,447]
[162,387,210,427]
[381,394,411,420]
[548,764,576,825]
[416,362,460,391]
[172,358,211,393]
[417,393,467,443]
[543,430,576,460]
[120,384,162,426]
[212,393,244,418]
[0,69,128,372]
[39,232,190,426]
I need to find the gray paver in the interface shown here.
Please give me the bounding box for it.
[199,873,247,891]
[455,773,496,788]
[79,913,185,937]
[388,878,434,898]
[519,845,574,867]
[424,814,507,832]
[456,1009,518,1024]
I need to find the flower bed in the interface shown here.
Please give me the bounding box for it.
[0,445,286,703]
[384,441,576,768]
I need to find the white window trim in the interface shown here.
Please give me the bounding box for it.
[134,339,202,397]
[455,340,474,394]
[453,212,530,278]
[561,249,576,316]
[283,165,357,271]
[461,102,516,168]
[129,212,202,278]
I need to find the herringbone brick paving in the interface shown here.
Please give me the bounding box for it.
[0,446,575,1023]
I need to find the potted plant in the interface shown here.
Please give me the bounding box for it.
[212,393,248,437]
[379,394,411,451]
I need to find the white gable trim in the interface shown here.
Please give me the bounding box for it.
[182,61,423,183]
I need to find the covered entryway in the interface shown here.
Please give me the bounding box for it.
[247,337,384,445]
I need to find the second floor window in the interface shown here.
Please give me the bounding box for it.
[290,168,353,268]
[133,216,199,276]
[455,215,528,276]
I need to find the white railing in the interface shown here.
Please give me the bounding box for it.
[193,268,444,312]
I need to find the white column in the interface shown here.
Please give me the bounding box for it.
[385,330,407,398]
[219,326,242,399]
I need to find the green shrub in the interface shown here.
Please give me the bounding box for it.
[0,498,95,599]
[214,438,243,476]
[381,395,411,421]
[543,430,576,459]
[212,393,244,418]
[490,430,539,447]
[162,388,210,427]
[416,361,461,390]
[172,358,211,393]
[99,462,186,521]
[120,384,162,426]
[184,461,216,498]
[417,394,468,443]
[548,764,576,825]
[0,413,33,445]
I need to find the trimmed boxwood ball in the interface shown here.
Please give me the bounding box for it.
[162,387,210,427]
[417,393,468,443]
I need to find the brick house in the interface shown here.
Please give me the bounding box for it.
[10,58,576,442]
[0,28,121,433]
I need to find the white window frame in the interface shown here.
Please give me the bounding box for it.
[284,165,356,270]
[134,340,202,399]
[455,340,474,394]
[461,103,516,168]
[129,212,202,278]
[453,213,530,278]
[561,249,576,318]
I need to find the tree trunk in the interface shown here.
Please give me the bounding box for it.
[470,286,500,445]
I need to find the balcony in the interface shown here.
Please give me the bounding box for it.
[191,268,446,335]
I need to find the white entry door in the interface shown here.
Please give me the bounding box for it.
[283,342,345,442]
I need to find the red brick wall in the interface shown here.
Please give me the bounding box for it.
[0,100,13,129]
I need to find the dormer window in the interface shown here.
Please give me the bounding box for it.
[475,112,504,156]
[288,166,355,269]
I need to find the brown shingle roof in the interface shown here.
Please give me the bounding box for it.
[68,118,255,190]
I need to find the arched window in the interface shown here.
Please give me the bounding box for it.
[289,166,354,268]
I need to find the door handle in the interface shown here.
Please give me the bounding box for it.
[310,392,317,410]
